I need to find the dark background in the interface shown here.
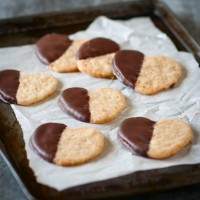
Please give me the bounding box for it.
[0,0,200,199]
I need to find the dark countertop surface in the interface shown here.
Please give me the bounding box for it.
[0,0,200,200]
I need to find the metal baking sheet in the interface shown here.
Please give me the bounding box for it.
[0,0,200,199]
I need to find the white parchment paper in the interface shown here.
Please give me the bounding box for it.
[1,16,200,191]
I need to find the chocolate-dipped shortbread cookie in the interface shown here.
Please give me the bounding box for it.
[36,33,86,72]
[118,117,193,159]
[0,69,57,105]
[112,50,182,94]
[30,123,105,166]
[76,37,120,78]
[58,87,125,124]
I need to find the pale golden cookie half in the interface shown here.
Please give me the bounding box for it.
[54,126,104,166]
[148,119,193,159]
[0,69,57,105]
[35,33,87,72]
[58,87,126,124]
[113,50,182,94]
[49,39,87,72]
[135,56,182,94]
[76,37,120,78]
[118,117,192,159]
[30,123,105,166]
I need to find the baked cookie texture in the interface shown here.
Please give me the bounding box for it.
[0,69,57,105]
[118,117,192,159]
[36,33,72,64]
[49,39,87,72]
[58,87,126,124]
[30,123,105,166]
[54,126,104,166]
[36,33,86,72]
[148,119,193,159]
[76,37,120,78]
[17,71,57,105]
[89,88,125,124]
[77,53,116,78]
[112,50,182,94]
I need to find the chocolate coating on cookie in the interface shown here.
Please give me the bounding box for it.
[58,87,90,122]
[118,117,155,157]
[30,123,66,162]
[0,69,20,104]
[112,50,144,88]
[36,33,73,64]
[77,37,119,60]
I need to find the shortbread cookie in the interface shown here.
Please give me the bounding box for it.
[36,33,86,72]
[36,33,72,64]
[76,37,120,78]
[0,69,57,105]
[118,117,193,159]
[30,123,105,166]
[49,39,87,72]
[112,50,182,94]
[58,87,125,124]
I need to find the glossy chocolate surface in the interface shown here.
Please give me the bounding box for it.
[58,87,90,122]
[112,50,144,88]
[36,33,72,64]
[0,69,20,104]
[77,37,119,60]
[30,123,66,162]
[118,117,155,157]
